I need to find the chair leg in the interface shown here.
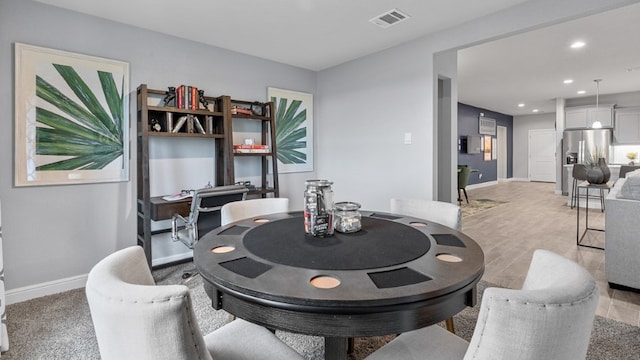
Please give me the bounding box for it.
[462,188,469,204]
[445,317,455,333]
[571,179,577,209]
[348,338,355,353]
[457,189,462,205]
[180,271,199,285]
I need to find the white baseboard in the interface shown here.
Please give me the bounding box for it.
[466,180,498,190]
[5,253,192,305]
[6,274,88,305]
[509,177,531,182]
[6,233,194,305]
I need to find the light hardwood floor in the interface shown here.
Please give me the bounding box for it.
[461,181,640,327]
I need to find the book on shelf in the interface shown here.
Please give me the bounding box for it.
[171,114,205,134]
[193,115,206,134]
[172,115,188,133]
[176,85,184,109]
[231,106,252,116]
[233,144,270,153]
[166,112,173,132]
[175,85,199,110]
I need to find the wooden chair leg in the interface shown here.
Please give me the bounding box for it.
[445,317,455,333]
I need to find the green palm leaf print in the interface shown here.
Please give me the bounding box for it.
[35,64,125,171]
[272,97,307,164]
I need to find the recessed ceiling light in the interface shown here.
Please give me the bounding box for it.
[532,109,540,113]
[570,41,586,49]
[563,79,574,84]
[518,103,525,107]
[577,90,586,94]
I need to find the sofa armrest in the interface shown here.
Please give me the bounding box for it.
[605,177,640,290]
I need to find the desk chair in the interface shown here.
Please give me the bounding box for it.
[171,185,248,281]
[390,198,461,334]
[457,166,471,204]
[366,249,598,360]
[86,246,304,360]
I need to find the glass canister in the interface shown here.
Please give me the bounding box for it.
[304,180,334,237]
[334,202,362,233]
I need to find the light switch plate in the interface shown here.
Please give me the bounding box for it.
[404,132,412,144]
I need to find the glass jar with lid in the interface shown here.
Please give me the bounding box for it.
[304,180,334,237]
[334,202,362,233]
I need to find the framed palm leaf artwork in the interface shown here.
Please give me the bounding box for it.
[267,87,313,173]
[14,43,130,186]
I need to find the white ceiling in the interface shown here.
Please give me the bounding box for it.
[458,2,640,116]
[35,0,640,117]
[34,0,529,70]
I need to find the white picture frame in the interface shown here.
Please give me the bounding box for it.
[14,43,130,187]
[479,116,496,136]
[267,87,313,173]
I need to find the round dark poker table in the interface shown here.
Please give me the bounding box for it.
[195,210,484,360]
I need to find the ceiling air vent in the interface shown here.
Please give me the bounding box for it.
[370,8,410,29]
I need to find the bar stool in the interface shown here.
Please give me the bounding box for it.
[572,164,606,212]
[571,164,588,209]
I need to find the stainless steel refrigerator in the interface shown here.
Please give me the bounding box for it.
[562,128,612,195]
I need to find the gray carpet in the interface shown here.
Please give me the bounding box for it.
[4,261,640,359]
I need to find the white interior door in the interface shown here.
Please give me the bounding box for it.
[497,126,507,180]
[528,129,556,182]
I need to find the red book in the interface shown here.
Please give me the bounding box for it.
[191,86,198,110]
[176,85,185,109]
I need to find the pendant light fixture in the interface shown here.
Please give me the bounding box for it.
[591,79,603,128]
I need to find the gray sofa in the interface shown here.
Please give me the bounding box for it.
[605,176,640,290]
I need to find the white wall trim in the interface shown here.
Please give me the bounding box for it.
[467,177,530,190]
[6,274,88,305]
[466,181,499,190]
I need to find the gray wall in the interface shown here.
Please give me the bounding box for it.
[458,103,514,185]
[1,0,637,295]
[0,0,316,291]
[513,113,557,179]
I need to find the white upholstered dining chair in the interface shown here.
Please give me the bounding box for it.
[220,197,289,323]
[390,198,462,231]
[85,246,303,360]
[221,198,289,226]
[390,198,462,333]
[366,249,599,360]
